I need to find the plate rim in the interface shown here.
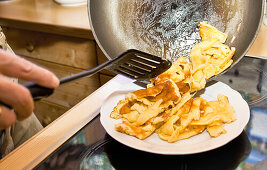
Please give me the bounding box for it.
[100,81,250,155]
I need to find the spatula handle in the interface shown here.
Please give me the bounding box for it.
[23,82,55,100]
[0,58,116,109]
[0,51,130,109]
[0,82,54,109]
[59,58,114,84]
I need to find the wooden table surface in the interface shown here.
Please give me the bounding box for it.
[0,0,93,39]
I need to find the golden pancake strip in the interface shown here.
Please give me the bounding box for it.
[190,21,235,91]
[110,22,236,143]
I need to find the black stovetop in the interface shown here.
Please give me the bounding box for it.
[35,56,267,170]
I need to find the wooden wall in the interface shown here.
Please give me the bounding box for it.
[3,27,115,126]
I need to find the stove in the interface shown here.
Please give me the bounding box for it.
[34,56,267,170]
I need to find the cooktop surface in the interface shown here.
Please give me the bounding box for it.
[35,56,267,170]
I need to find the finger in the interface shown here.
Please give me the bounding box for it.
[0,50,59,88]
[0,106,16,129]
[0,78,34,120]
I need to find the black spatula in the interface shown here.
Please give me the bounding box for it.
[19,49,172,102]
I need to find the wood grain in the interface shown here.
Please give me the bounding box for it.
[0,0,93,39]
[3,25,100,129]
[96,44,117,76]
[99,73,114,86]
[34,100,69,126]
[3,27,97,70]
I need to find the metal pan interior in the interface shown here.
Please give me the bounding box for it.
[89,0,263,69]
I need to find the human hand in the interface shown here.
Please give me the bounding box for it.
[0,50,59,129]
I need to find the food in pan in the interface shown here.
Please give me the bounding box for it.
[110,22,236,143]
[190,21,235,91]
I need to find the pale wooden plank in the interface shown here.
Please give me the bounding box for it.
[0,0,93,39]
[34,100,69,127]
[3,27,97,69]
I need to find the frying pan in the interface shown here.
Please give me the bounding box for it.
[88,0,264,76]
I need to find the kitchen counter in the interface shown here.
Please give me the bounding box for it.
[0,0,93,39]
[0,1,266,169]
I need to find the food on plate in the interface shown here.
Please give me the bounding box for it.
[111,79,182,139]
[157,95,236,142]
[110,22,236,143]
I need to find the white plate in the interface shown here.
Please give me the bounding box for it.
[100,82,250,155]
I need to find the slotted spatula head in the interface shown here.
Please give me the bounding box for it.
[108,49,172,81]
